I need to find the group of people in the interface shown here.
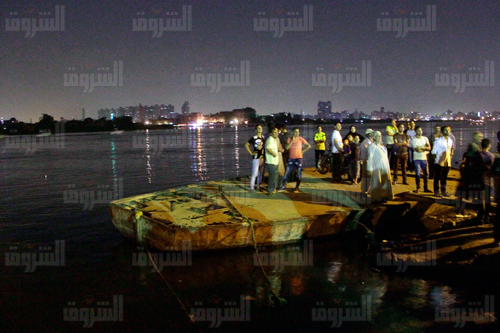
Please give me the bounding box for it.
[244,122,500,239]
[332,120,493,204]
[244,124,310,196]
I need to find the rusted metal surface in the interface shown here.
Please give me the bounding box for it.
[110,169,462,251]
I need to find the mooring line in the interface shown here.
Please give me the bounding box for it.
[144,242,195,323]
[132,208,194,323]
[219,191,287,305]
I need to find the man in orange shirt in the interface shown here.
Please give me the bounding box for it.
[279,127,311,193]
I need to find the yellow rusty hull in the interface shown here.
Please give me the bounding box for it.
[109,169,460,251]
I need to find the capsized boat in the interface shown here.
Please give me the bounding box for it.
[109,169,459,251]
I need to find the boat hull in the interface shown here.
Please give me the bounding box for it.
[109,169,461,251]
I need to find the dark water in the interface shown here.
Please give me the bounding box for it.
[1,122,499,332]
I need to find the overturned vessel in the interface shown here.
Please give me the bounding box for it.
[109,169,460,251]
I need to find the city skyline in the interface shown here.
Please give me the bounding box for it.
[1,0,500,122]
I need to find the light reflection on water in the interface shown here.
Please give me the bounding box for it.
[235,125,240,173]
[144,130,153,184]
[430,285,458,309]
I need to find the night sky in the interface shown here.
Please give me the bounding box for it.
[1,0,499,122]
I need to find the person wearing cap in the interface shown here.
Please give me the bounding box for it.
[360,129,374,194]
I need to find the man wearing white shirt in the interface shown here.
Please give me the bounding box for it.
[331,122,343,182]
[431,126,453,197]
[405,121,416,138]
[406,121,416,171]
[411,126,432,193]
[265,127,283,196]
[360,129,374,194]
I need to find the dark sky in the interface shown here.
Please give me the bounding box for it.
[1,0,499,122]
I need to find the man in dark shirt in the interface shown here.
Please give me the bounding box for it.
[470,138,495,224]
[244,124,265,191]
[349,136,361,184]
[392,124,409,185]
[279,125,291,166]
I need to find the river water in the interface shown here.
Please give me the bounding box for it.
[1,121,498,332]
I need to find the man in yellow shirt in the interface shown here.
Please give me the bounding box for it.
[314,125,326,171]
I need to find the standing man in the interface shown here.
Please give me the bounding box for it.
[280,128,311,192]
[265,127,283,196]
[406,121,416,137]
[457,131,484,204]
[470,139,495,224]
[411,126,432,193]
[429,125,442,179]
[245,124,265,191]
[393,124,410,185]
[385,119,398,171]
[431,125,442,143]
[279,125,291,167]
[431,126,453,197]
[360,129,374,194]
[331,122,343,183]
[406,121,416,171]
[314,125,326,171]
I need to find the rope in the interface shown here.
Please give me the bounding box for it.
[219,190,287,306]
[246,215,287,306]
[132,188,286,315]
[133,210,194,323]
[144,242,195,323]
[354,221,377,254]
